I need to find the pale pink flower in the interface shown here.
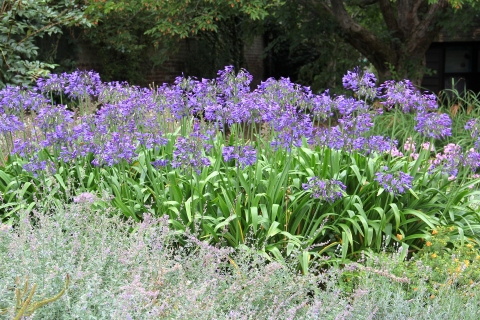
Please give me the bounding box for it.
[73,192,97,204]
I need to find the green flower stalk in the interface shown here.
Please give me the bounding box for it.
[0,274,69,319]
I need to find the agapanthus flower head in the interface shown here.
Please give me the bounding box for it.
[172,123,212,175]
[0,114,24,134]
[465,119,479,135]
[22,156,56,177]
[338,112,374,135]
[302,177,346,203]
[415,112,452,139]
[63,70,102,99]
[335,96,368,116]
[172,136,211,174]
[311,90,335,121]
[151,159,169,169]
[418,92,439,113]
[465,119,480,149]
[11,138,37,157]
[35,105,74,132]
[464,148,480,171]
[165,75,200,119]
[342,67,377,100]
[368,136,398,154]
[37,70,102,99]
[379,80,437,113]
[311,126,347,150]
[255,76,312,114]
[349,135,397,156]
[374,166,413,196]
[216,66,252,97]
[137,132,168,150]
[270,105,313,150]
[189,121,215,145]
[98,81,134,105]
[36,73,66,94]
[0,85,49,113]
[222,145,257,169]
[92,131,137,166]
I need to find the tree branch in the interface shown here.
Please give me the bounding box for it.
[297,0,333,16]
[378,0,401,39]
[17,10,71,45]
[412,0,423,26]
[406,0,448,54]
[328,0,396,73]
[347,0,379,7]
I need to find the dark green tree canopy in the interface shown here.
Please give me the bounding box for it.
[0,0,92,87]
[87,0,480,86]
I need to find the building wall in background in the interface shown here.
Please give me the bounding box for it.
[75,36,265,86]
[422,26,480,94]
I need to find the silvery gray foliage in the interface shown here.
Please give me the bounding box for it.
[1,196,479,319]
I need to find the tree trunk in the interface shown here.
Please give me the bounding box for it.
[325,0,448,85]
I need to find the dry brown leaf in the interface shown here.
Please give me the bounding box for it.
[450,104,460,118]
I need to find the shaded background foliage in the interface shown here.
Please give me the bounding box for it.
[0,0,91,87]
[3,0,480,92]
[262,0,366,94]
[80,6,161,86]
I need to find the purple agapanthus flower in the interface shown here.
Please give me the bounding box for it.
[311,90,335,121]
[374,166,413,196]
[464,148,480,171]
[302,177,346,203]
[172,136,211,174]
[0,114,24,134]
[222,145,257,169]
[36,73,66,95]
[0,85,49,113]
[151,159,169,169]
[92,131,137,166]
[311,126,348,150]
[379,80,438,113]
[270,104,314,150]
[335,96,368,116]
[338,112,374,135]
[11,138,37,158]
[37,70,102,99]
[465,119,479,136]
[465,119,480,149]
[342,67,377,100]
[415,112,452,139]
[63,70,102,99]
[22,156,56,177]
[172,123,212,174]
